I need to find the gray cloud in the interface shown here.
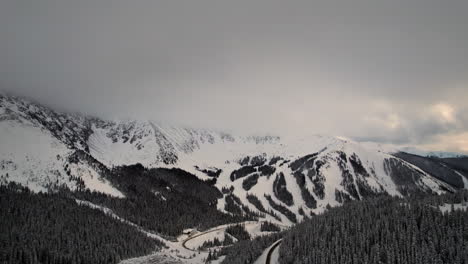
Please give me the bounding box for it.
[1,0,468,152]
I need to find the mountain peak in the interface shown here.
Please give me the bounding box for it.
[1,94,467,225]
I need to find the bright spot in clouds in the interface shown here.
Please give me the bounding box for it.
[386,114,401,130]
[420,132,468,153]
[431,103,456,123]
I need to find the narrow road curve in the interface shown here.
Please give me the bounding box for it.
[181,227,226,252]
[265,239,282,264]
[181,221,277,252]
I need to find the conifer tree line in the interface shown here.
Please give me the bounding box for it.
[279,191,468,264]
[200,223,282,262]
[198,235,234,250]
[221,191,468,264]
[246,193,281,221]
[0,165,262,264]
[0,183,162,264]
[74,165,255,237]
[223,193,263,220]
[260,221,281,232]
[225,224,251,241]
[220,232,283,264]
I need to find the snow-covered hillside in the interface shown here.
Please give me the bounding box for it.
[0,95,124,197]
[1,94,466,225]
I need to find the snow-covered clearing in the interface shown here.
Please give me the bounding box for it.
[69,162,125,198]
[455,170,468,189]
[439,203,468,213]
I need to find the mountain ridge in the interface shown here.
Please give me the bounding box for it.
[1,93,467,226]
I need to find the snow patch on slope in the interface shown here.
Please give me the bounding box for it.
[0,120,71,192]
[0,118,125,197]
[455,170,468,189]
[68,162,125,198]
[439,203,468,213]
[88,123,161,168]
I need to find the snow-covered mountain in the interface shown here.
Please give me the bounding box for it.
[1,94,466,225]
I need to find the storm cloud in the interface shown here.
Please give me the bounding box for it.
[1,0,468,153]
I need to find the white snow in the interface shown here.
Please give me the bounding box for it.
[1,95,458,229]
[0,119,71,192]
[455,170,468,189]
[2,94,465,264]
[1,108,456,225]
[154,191,167,201]
[439,203,468,213]
[179,220,279,262]
[183,229,227,251]
[0,114,125,197]
[268,243,280,264]
[253,240,282,264]
[119,254,183,264]
[68,162,125,198]
[182,221,267,250]
[88,123,162,168]
[76,199,210,264]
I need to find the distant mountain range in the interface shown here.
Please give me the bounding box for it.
[399,146,467,158]
[1,93,467,225]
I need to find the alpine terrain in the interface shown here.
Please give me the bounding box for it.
[1,93,467,264]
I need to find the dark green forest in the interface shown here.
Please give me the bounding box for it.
[0,165,259,264]
[0,183,161,264]
[220,232,283,264]
[74,165,254,237]
[221,191,468,264]
[2,161,468,264]
[279,192,468,264]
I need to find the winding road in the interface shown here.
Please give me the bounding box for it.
[181,221,261,252]
[181,221,287,264]
[264,239,282,264]
[181,227,226,252]
[265,240,282,264]
[181,221,287,253]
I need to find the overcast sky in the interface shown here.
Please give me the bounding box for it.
[1,0,468,153]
